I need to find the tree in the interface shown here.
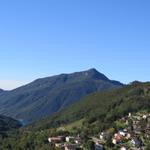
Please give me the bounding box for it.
[145,142,150,150]
[84,140,95,150]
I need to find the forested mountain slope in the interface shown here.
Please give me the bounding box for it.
[0,68,123,123]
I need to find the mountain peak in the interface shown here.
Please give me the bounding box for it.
[85,68,109,81]
[86,68,99,74]
[87,68,98,72]
[0,69,123,123]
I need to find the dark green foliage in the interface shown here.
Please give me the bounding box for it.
[0,115,21,138]
[145,142,150,150]
[0,128,67,150]
[0,68,123,123]
[84,140,95,150]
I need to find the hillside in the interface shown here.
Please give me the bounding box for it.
[0,115,21,137]
[0,68,123,123]
[30,82,150,131]
[1,82,150,150]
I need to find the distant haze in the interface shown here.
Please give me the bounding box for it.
[0,80,30,90]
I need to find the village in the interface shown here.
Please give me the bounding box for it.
[47,111,150,150]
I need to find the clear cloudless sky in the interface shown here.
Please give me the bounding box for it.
[0,0,150,90]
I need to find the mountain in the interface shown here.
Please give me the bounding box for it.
[1,82,150,150]
[1,82,149,150]
[0,115,21,137]
[29,82,150,131]
[0,68,123,123]
[0,89,4,94]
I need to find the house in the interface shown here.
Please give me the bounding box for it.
[145,124,150,138]
[112,138,117,145]
[75,138,82,144]
[119,130,126,137]
[64,143,78,150]
[48,136,65,143]
[112,133,123,145]
[120,146,127,150]
[66,136,75,142]
[55,143,64,148]
[123,129,128,132]
[125,133,131,139]
[125,120,129,125]
[147,116,150,122]
[146,122,150,130]
[143,115,147,119]
[134,126,142,135]
[133,120,140,126]
[131,137,143,148]
[100,132,110,141]
[128,113,132,118]
[95,143,103,150]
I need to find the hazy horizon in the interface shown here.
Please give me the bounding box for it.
[0,68,149,90]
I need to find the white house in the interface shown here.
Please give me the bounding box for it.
[100,132,109,140]
[75,138,82,144]
[48,136,65,143]
[143,115,147,119]
[120,146,127,150]
[128,113,132,117]
[112,138,117,145]
[119,131,126,137]
[66,136,75,142]
[126,133,131,139]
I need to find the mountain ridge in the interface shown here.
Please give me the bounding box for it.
[0,89,4,93]
[0,68,123,123]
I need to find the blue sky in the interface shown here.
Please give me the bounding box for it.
[0,0,150,89]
